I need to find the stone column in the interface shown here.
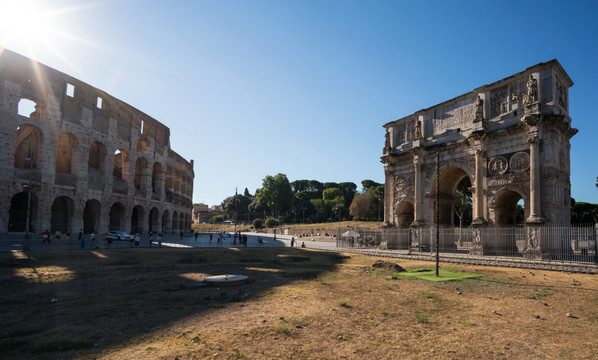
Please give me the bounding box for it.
[527,133,543,224]
[383,166,393,226]
[412,156,424,226]
[472,149,487,224]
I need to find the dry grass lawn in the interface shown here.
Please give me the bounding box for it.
[1,247,598,359]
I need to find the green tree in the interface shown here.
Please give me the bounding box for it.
[366,184,385,221]
[339,182,357,210]
[361,179,382,192]
[323,188,345,220]
[210,215,224,223]
[310,199,330,222]
[295,190,320,201]
[256,173,294,216]
[221,194,252,220]
[265,216,278,228]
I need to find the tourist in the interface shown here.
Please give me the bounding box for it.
[180,230,183,241]
[158,233,163,247]
[301,242,306,248]
[66,231,70,242]
[194,231,198,241]
[90,231,96,248]
[149,233,153,247]
[80,233,85,249]
[134,233,140,247]
[291,236,295,247]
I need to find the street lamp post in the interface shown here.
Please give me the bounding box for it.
[23,145,33,251]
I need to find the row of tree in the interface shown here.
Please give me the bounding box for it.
[217,174,385,224]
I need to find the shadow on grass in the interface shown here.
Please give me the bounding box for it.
[0,247,346,359]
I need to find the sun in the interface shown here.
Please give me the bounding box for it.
[0,0,49,47]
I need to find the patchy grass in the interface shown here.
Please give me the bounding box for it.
[1,248,598,359]
[338,298,350,307]
[399,267,483,282]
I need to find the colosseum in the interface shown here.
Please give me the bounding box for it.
[0,48,194,237]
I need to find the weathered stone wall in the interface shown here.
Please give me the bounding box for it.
[0,48,194,235]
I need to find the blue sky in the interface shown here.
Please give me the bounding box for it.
[1,0,597,206]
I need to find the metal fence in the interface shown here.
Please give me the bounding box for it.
[336,224,598,264]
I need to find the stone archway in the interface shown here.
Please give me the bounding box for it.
[51,196,74,233]
[397,201,414,228]
[430,166,472,226]
[148,207,159,234]
[162,209,170,233]
[83,199,101,233]
[109,202,126,231]
[491,187,528,226]
[8,191,38,232]
[131,205,145,234]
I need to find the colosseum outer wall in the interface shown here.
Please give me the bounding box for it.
[0,48,194,235]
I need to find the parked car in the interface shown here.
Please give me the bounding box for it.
[106,231,131,241]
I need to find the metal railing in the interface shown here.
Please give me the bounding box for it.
[335,224,597,264]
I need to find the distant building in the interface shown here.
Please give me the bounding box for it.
[193,204,224,223]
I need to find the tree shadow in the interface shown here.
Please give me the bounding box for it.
[0,247,346,358]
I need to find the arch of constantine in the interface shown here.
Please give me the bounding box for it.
[0,48,194,236]
[381,60,578,259]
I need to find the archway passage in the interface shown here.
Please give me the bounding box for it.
[131,206,144,234]
[83,200,101,233]
[8,192,37,232]
[148,207,159,234]
[172,211,179,232]
[51,196,73,233]
[495,190,525,226]
[109,203,125,231]
[162,210,170,233]
[397,202,414,228]
[432,166,472,226]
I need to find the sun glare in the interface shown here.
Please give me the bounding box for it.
[0,1,49,47]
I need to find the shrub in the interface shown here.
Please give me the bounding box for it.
[265,216,278,228]
[252,218,264,229]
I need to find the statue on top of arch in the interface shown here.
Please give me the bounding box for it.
[523,74,538,106]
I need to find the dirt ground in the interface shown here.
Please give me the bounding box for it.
[1,247,598,359]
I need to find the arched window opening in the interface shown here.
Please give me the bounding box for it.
[88,142,106,191]
[137,139,149,154]
[17,98,40,119]
[55,133,77,174]
[14,125,40,169]
[113,149,129,181]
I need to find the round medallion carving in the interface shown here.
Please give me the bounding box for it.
[510,152,530,172]
[394,176,406,192]
[488,156,508,176]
